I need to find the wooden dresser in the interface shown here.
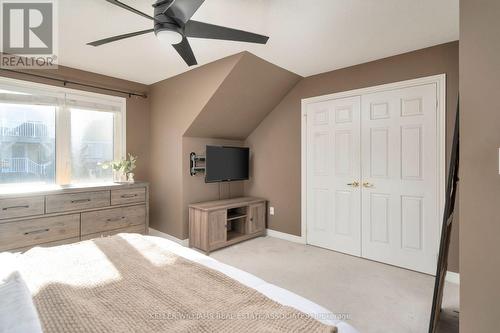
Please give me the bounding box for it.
[0,182,149,252]
[189,197,266,254]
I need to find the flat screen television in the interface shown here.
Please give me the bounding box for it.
[205,145,249,183]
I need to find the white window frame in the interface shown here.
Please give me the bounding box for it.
[0,76,126,186]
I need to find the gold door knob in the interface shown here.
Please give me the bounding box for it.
[363,182,374,188]
[347,181,360,187]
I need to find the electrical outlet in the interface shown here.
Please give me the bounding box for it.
[270,207,275,216]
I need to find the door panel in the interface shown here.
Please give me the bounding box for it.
[401,125,423,180]
[208,210,227,247]
[306,96,361,256]
[370,128,390,178]
[401,195,424,250]
[369,193,390,243]
[248,203,266,234]
[361,84,438,274]
[334,190,352,236]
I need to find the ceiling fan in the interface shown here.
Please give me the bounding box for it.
[88,0,269,66]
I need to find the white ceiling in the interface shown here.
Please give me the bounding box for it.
[59,0,459,85]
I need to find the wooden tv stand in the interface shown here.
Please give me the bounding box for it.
[189,197,266,254]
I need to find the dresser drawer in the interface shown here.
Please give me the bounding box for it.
[46,191,110,213]
[0,196,45,220]
[81,224,146,241]
[0,214,80,252]
[81,205,146,235]
[12,237,80,253]
[111,187,146,205]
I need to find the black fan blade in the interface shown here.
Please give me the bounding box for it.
[166,0,205,23]
[87,29,154,46]
[185,21,269,44]
[105,0,154,20]
[172,37,197,66]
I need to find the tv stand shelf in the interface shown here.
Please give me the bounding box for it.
[227,230,245,241]
[227,213,247,221]
[189,197,266,254]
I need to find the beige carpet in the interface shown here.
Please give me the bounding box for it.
[211,236,459,333]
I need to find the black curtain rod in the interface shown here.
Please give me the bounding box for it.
[0,68,147,99]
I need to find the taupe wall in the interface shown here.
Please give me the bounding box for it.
[149,52,300,239]
[245,42,460,273]
[0,66,150,181]
[182,137,245,238]
[3,44,463,275]
[148,54,242,238]
[460,1,500,331]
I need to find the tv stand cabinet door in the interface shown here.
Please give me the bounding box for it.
[248,203,266,234]
[208,210,227,249]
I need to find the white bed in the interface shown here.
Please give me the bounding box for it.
[144,235,358,333]
[1,234,358,333]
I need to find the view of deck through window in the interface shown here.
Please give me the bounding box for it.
[0,103,56,185]
[0,78,125,186]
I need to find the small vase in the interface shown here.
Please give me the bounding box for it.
[120,172,127,183]
[113,170,127,183]
[127,173,135,183]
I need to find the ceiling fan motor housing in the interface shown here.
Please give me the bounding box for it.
[153,6,184,37]
[154,21,183,38]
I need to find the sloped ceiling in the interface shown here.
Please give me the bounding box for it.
[184,52,301,139]
[150,52,242,133]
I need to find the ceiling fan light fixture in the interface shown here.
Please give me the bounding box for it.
[156,29,183,45]
[90,0,269,66]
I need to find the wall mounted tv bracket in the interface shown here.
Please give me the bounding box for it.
[190,152,206,176]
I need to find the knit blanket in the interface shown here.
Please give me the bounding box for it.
[16,234,337,333]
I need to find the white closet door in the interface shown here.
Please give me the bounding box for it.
[361,84,439,274]
[306,96,361,256]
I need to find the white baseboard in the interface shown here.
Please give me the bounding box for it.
[266,229,460,284]
[149,228,306,247]
[266,229,306,244]
[445,271,460,284]
[148,228,189,247]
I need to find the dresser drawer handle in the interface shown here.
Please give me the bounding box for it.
[3,205,30,211]
[24,228,50,235]
[71,199,91,204]
[120,194,138,198]
[106,216,126,223]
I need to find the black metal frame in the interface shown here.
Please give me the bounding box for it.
[429,101,460,333]
[190,152,206,176]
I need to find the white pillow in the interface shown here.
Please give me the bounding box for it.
[0,252,18,281]
[0,253,43,333]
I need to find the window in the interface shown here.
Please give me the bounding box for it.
[0,78,125,186]
[71,109,114,183]
[0,103,56,185]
